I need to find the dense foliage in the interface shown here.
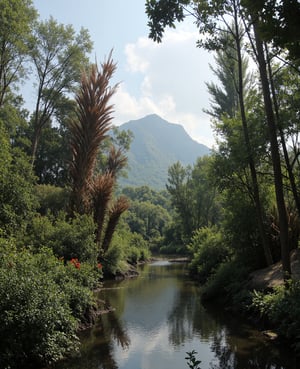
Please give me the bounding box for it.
[252,281,300,351]
[0,242,101,368]
[146,0,300,352]
[1,0,300,366]
[0,2,154,367]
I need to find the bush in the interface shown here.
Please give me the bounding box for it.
[126,232,150,263]
[188,226,230,282]
[127,246,141,264]
[252,281,300,351]
[25,212,97,262]
[103,239,125,276]
[0,130,37,237]
[0,242,102,368]
[202,259,251,309]
[0,243,77,368]
[102,230,151,275]
[35,184,70,215]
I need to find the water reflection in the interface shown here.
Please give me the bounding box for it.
[206,309,298,369]
[51,262,298,369]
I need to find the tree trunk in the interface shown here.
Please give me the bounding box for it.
[266,52,300,219]
[233,2,273,265]
[252,21,291,277]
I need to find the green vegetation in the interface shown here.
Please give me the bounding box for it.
[252,281,300,352]
[185,350,202,369]
[1,0,300,366]
[0,2,161,367]
[119,114,210,189]
[0,242,101,368]
[147,0,300,353]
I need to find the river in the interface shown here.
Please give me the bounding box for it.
[52,260,297,369]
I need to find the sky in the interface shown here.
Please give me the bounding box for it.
[33,0,216,148]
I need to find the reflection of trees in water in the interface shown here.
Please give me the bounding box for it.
[207,311,296,369]
[104,301,130,350]
[52,303,130,369]
[209,328,286,369]
[167,280,221,346]
[167,283,296,369]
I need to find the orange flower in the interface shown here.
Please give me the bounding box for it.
[70,258,80,269]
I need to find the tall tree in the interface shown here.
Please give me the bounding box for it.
[29,17,92,166]
[267,55,300,220]
[166,161,193,241]
[69,55,118,214]
[147,0,274,265]
[0,0,36,107]
[243,0,300,65]
[251,19,291,275]
[69,54,129,256]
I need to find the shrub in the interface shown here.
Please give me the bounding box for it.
[252,281,300,351]
[0,243,78,368]
[126,232,150,263]
[127,246,141,264]
[35,184,70,215]
[188,226,230,282]
[0,242,102,368]
[25,212,97,261]
[202,259,251,308]
[103,240,124,276]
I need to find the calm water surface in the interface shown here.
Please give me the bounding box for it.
[53,261,298,369]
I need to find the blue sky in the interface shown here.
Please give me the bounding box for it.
[33,0,216,147]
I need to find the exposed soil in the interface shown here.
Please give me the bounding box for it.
[249,249,300,290]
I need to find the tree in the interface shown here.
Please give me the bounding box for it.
[0,0,37,107]
[122,185,171,209]
[69,56,118,214]
[70,55,117,213]
[148,0,274,265]
[32,122,70,186]
[102,196,129,253]
[125,200,171,241]
[242,0,300,65]
[190,156,220,228]
[273,65,300,200]
[166,157,219,244]
[0,120,37,236]
[69,54,129,257]
[146,0,291,273]
[166,161,194,241]
[29,17,92,166]
[96,126,133,179]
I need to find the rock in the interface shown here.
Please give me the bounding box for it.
[262,330,278,340]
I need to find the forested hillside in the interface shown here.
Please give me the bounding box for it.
[119,114,210,189]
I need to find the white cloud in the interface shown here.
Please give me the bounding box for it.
[113,26,217,148]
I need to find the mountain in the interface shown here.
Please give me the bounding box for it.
[118,114,210,189]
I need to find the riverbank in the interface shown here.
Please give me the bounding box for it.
[248,249,300,290]
[51,260,297,369]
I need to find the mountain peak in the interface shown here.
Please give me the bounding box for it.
[119,114,210,189]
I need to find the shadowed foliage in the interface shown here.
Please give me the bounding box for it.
[92,172,115,244]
